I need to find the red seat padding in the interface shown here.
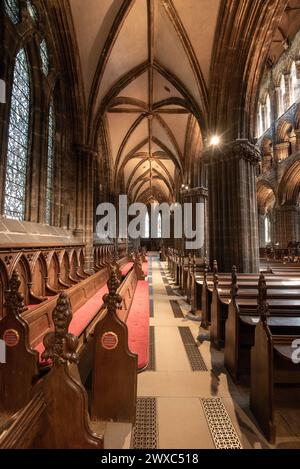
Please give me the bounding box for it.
[36,284,108,364]
[126,280,149,370]
[121,262,134,277]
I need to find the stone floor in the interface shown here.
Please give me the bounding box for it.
[134,255,300,450]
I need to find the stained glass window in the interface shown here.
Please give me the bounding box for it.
[265,216,271,244]
[4,49,30,220]
[4,0,20,24]
[26,0,38,22]
[40,39,49,76]
[45,99,55,225]
[144,211,150,238]
[265,94,271,129]
[279,74,286,116]
[157,212,162,238]
[291,61,299,104]
[257,104,263,137]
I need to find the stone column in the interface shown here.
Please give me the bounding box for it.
[205,140,260,272]
[75,145,97,272]
[181,186,208,257]
[274,204,300,247]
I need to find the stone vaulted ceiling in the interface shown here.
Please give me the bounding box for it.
[69,0,221,203]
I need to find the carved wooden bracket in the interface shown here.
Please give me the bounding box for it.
[230,265,238,300]
[42,292,79,365]
[257,273,269,322]
[4,270,26,316]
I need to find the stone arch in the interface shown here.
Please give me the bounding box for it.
[257,180,276,215]
[278,160,300,205]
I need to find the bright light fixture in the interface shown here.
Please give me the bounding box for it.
[210,135,220,146]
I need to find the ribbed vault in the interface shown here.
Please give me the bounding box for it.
[69,0,220,202]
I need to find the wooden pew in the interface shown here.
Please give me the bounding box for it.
[186,255,204,306]
[91,266,138,423]
[0,291,104,449]
[211,267,300,349]
[0,257,139,413]
[224,273,300,380]
[250,284,300,443]
[0,271,39,413]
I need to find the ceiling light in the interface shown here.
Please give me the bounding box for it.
[210,135,221,146]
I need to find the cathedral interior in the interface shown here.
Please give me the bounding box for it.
[1,0,300,452]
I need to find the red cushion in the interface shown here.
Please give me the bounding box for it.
[126,280,149,370]
[36,284,108,364]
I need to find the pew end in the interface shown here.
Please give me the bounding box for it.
[91,268,138,424]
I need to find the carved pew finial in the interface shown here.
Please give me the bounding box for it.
[133,251,145,280]
[4,270,26,316]
[258,273,269,322]
[231,265,238,300]
[103,267,122,315]
[42,291,79,365]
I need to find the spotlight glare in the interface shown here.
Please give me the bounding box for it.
[210,135,221,146]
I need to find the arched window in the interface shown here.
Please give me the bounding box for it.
[144,211,150,238]
[291,61,299,104]
[257,104,263,137]
[40,39,49,76]
[26,0,38,22]
[45,99,55,225]
[4,49,30,220]
[279,74,286,116]
[157,212,162,238]
[265,94,271,130]
[265,215,271,244]
[4,0,20,24]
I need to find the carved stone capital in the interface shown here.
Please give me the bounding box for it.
[181,186,208,198]
[204,139,261,166]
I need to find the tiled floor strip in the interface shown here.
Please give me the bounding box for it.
[200,398,242,449]
[178,327,208,371]
[132,397,158,449]
[169,299,184,318]
[147,326,156,371]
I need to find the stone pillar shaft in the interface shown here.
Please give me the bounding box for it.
[206,140,260,272]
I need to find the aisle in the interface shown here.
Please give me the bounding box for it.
[134,256,271,450]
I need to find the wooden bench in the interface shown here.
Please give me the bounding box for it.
[0,255,146,413]
[91,267,138,423]
[0,265,149,447]
[250,287,300,443]
[23,255,132,352]
[224,273,300,380]
[211,266,300,348]
[0,292,104,449]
